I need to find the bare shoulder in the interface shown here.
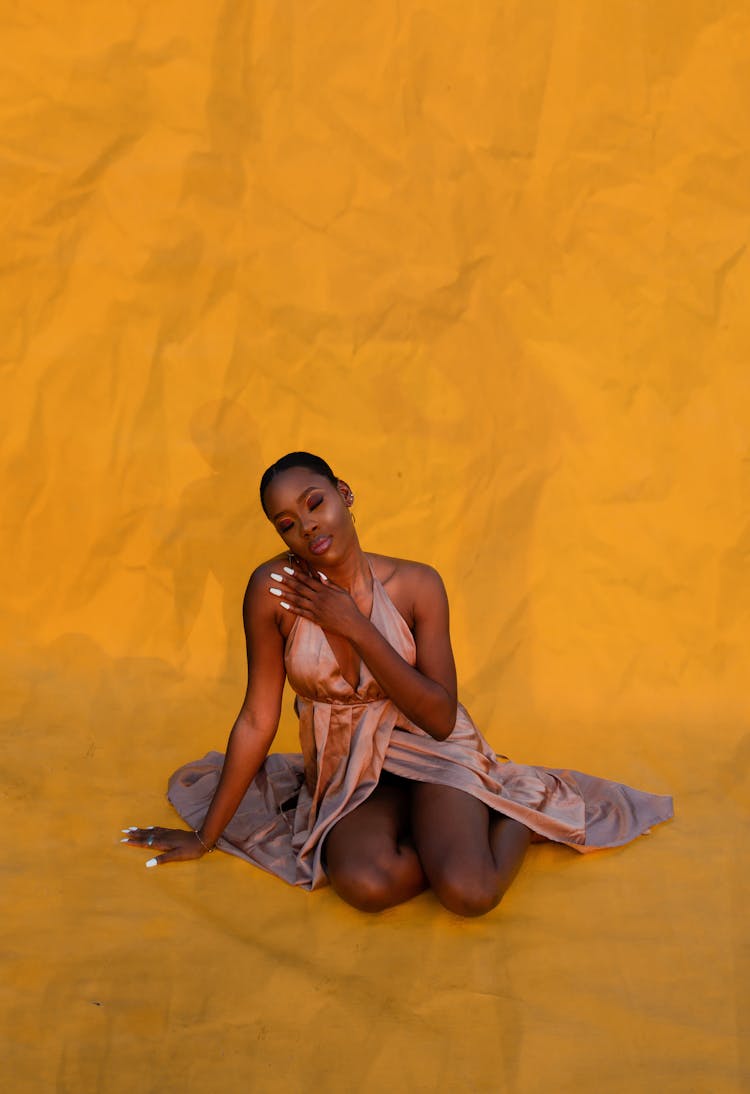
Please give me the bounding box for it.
[243,554,290,626]
[247,553,290,583]
[370,552,444,585]
[368,552,447,622]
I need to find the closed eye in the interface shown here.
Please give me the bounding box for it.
[276,492,323,533]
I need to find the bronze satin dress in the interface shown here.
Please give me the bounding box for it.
[167,560,674,890]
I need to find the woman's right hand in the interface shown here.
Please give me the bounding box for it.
[120,825,212,867]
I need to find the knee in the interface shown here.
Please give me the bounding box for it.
[432,866,502,918]
[328,855,402,913]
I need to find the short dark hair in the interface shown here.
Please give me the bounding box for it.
[259,451,338,515]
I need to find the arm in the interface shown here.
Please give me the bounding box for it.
[196,564,287,847]
[349,565,457,739]
[124,563,287,865]
[279,564,458,740]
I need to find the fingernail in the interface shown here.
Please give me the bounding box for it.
[280,601,291,610]
[283,566,295,575]
[318,571,328,582]
[270,587,282,596]
[120,838,130,843]
[270,572,283,581]
[145,858,158,868]
[146,826,154,830]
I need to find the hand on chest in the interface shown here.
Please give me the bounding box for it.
[321,580,373,692]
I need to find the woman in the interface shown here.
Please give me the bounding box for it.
[123,452,673,916]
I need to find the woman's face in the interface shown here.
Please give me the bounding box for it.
[263,467,356,567]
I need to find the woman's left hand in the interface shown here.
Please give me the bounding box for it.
[269,569,364,637]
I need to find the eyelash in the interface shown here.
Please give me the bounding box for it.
[277,495,323,533]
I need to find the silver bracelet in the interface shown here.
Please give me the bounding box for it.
[194,829,215,853]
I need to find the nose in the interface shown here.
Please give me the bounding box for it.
[300,510,319,537]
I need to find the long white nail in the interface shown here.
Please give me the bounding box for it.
[280,601,291,610]
[120,838,130,843]
[318,571,328,582]
[271,572,283,581]
[283,566,295,575]
[270,587,282,596]
[145,858,158,868]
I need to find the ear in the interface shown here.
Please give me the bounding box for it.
[336,479,355,507]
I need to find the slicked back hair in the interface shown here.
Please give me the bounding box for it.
[259,451,338,515]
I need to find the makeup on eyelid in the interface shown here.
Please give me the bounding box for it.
[276,491,324,532]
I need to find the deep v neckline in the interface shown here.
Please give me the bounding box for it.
[321,556,378,694]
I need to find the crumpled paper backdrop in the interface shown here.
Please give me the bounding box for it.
[2,2,748,1091]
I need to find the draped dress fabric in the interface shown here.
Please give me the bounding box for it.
[167,560,674,890]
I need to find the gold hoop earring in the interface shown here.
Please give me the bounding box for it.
[350,510,356,524]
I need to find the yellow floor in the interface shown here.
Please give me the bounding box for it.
[2,3,748,1090]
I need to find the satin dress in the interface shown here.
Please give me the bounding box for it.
[167,560,674,889]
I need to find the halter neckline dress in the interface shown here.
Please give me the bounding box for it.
[168,557,673,889]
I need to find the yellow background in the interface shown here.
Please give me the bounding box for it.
[2,2,748,1090]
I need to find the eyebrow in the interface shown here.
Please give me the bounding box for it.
[271,486,322,522]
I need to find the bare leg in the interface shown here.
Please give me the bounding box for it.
[323,773,428,912]
[411,782,532,917]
